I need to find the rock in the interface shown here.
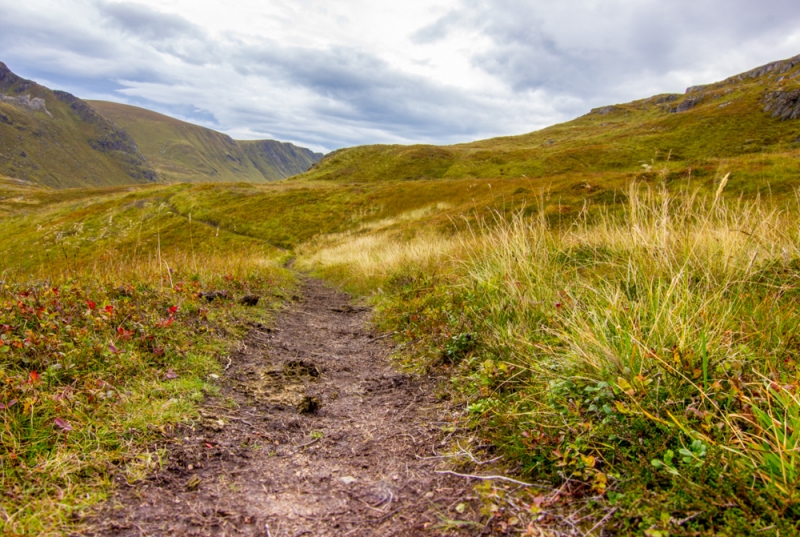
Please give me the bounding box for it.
[763,89,800,120]
[240,294,260,306]
[0,94,52,117]
[652,94,678,105]
[199,290,229,302]
[671,96,703,113]
[592,105,619,115]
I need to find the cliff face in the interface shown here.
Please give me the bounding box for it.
[89,100,323,183]
[238,139,323,181]
[0,62,156,188]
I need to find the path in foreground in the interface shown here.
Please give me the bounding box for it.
[90,278,480,536]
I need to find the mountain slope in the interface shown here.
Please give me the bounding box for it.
[239,139,323,181]
[89,101,323,183]
[0,63,156,188]
[298,54,800,189]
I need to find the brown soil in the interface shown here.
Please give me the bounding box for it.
[88,278,485,536]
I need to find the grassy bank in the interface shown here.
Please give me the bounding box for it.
[300,184,800,534]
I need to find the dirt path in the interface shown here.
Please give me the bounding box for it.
[89,278,482,536]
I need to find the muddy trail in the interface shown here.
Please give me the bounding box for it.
[89,278,486,536]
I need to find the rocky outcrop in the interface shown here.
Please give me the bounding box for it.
[51,90,156,180]
[763,89,800,120]
[0,94,52,117]
[240,139,324,180]
[592,105,619,115]
[652,94,679,105]
[670,95,703,113]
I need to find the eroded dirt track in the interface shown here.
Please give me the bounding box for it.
[90,278,479,536]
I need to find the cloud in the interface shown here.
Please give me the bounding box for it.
[98,1,202,41]
[410,10,463,45]
[1,0,799,152]
[424,0,800,105]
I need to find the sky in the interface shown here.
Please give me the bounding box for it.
[1,1,800,153]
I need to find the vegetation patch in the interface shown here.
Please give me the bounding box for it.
[304,184,800,535]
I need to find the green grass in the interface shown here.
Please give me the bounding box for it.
[0,266,294,535]
[0,179,299,535]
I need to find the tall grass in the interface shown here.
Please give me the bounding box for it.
[306,184,800,533]
[296,204,462,293]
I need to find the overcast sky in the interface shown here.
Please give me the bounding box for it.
[2,0,800,153]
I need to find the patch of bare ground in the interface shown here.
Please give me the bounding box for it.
[87,278,488,536]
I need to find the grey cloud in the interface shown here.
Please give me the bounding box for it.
[97,1,202,41]
[410,10,462,45]
[435,0,800,104]
[234,43,493,135]
[96,1,219,64]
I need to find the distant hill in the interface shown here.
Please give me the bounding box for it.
[299,54,800,186]
[89,101,323,183]
[0,62,323,188]
[0,62,156,188]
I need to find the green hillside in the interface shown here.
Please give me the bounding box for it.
[299,54,800,195]
[0,63,156,188]
[89,101,323,183]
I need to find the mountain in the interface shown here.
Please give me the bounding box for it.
[89,101,323,183]
[0,62,322,189]
[0,62,156,188]
[299,54,800,187]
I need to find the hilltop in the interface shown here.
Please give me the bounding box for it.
[89,101,323,183]
[298,54,800,197]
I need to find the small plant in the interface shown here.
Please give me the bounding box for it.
[444,332,475,363]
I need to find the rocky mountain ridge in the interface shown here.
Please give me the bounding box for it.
[88,100,323,184]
